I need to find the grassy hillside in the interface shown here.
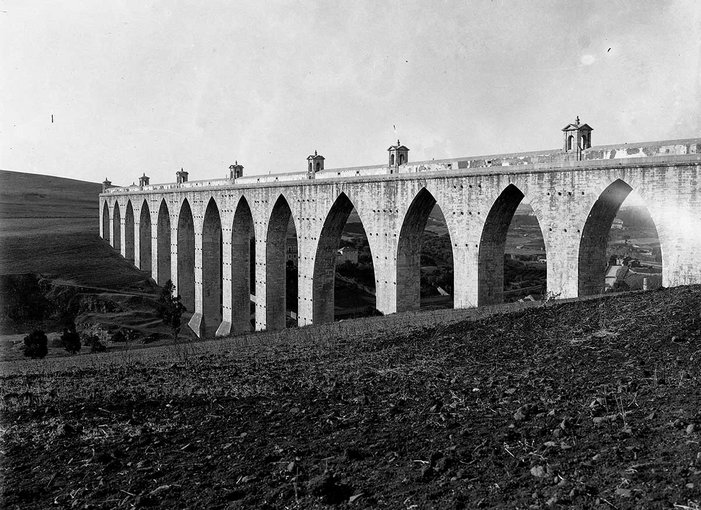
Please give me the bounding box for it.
[1,286,700,509]
[0,170,101,222]
[0,170,142,284]
[0,170,165,340]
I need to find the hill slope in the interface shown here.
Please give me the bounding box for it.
[0,169,138,283]
[0,170,101,223]
[0,170,164,340]
[2,286,700,509]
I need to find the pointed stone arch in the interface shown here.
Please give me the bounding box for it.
[397,187,453,312]
[578,179,661,296]
[124,200,135,263]
[102,202,110,241]
[112,202,121,251]
[313,192,374,324]
[478,183,540,305]
[266,194,298,330]
[177,199,195,311]
[231,197,255,333]
[202,198,222,336]
[139,200,152,274]
[156,199,171,285]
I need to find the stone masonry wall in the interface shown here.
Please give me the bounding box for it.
[101,151,701,337]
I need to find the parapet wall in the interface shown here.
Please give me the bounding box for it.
[102,137,701,194]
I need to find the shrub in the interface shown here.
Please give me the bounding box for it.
[82,334,99,346]
[111,328,139,343]
[81,334,107,353]
[82,333,97,346]
[111,330,126,343]
[90,338,107,353]
[157,280,186,343]
[61,329,81,354]
[23,330,48,359]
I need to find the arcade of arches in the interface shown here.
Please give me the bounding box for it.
[101,176,671,337]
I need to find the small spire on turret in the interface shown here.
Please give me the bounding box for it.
[307,150,325,178]
[388,140,409,168]
[229,161,244,179]
[176,167,189,184]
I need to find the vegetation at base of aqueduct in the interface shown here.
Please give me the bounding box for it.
[2,285,701,509]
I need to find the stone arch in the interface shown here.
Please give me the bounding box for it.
[102,202,110,241]
[266,195,298,330]
[578,179,661,296]
[396,187,453,312]
[112,202,121,251]
[124,200,135,263]
[313,192,373,324]
[202,197,222,336]
[177,199,195,311]
[139,200,152,274]
[478,183,536,305]
[231,196,255,333]
[156,199,171,285]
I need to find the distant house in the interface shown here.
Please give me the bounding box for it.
[605,264,662,291]
[611,218,624,230]
[605,265,628,290]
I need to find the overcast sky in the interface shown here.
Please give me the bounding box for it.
[1,0,700,185]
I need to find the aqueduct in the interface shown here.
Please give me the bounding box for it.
[99,120,701,337]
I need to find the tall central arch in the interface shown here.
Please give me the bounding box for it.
[312,193,366,324]
[231,197,255,333]
[125,201,135,263]
[202,198,222,336]
[177,200,195,312]
[112,203,121,252]
[157,200,171,285]
[139,201,152,274]
[266,195,297,330]
[578,179,662,296]
[397,188,454,312]
[478,184,529,306]
[102,203,110,241]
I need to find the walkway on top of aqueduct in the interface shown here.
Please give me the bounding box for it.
[100,120,701,338]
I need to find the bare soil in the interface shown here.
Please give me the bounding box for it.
[2,286,700,509]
